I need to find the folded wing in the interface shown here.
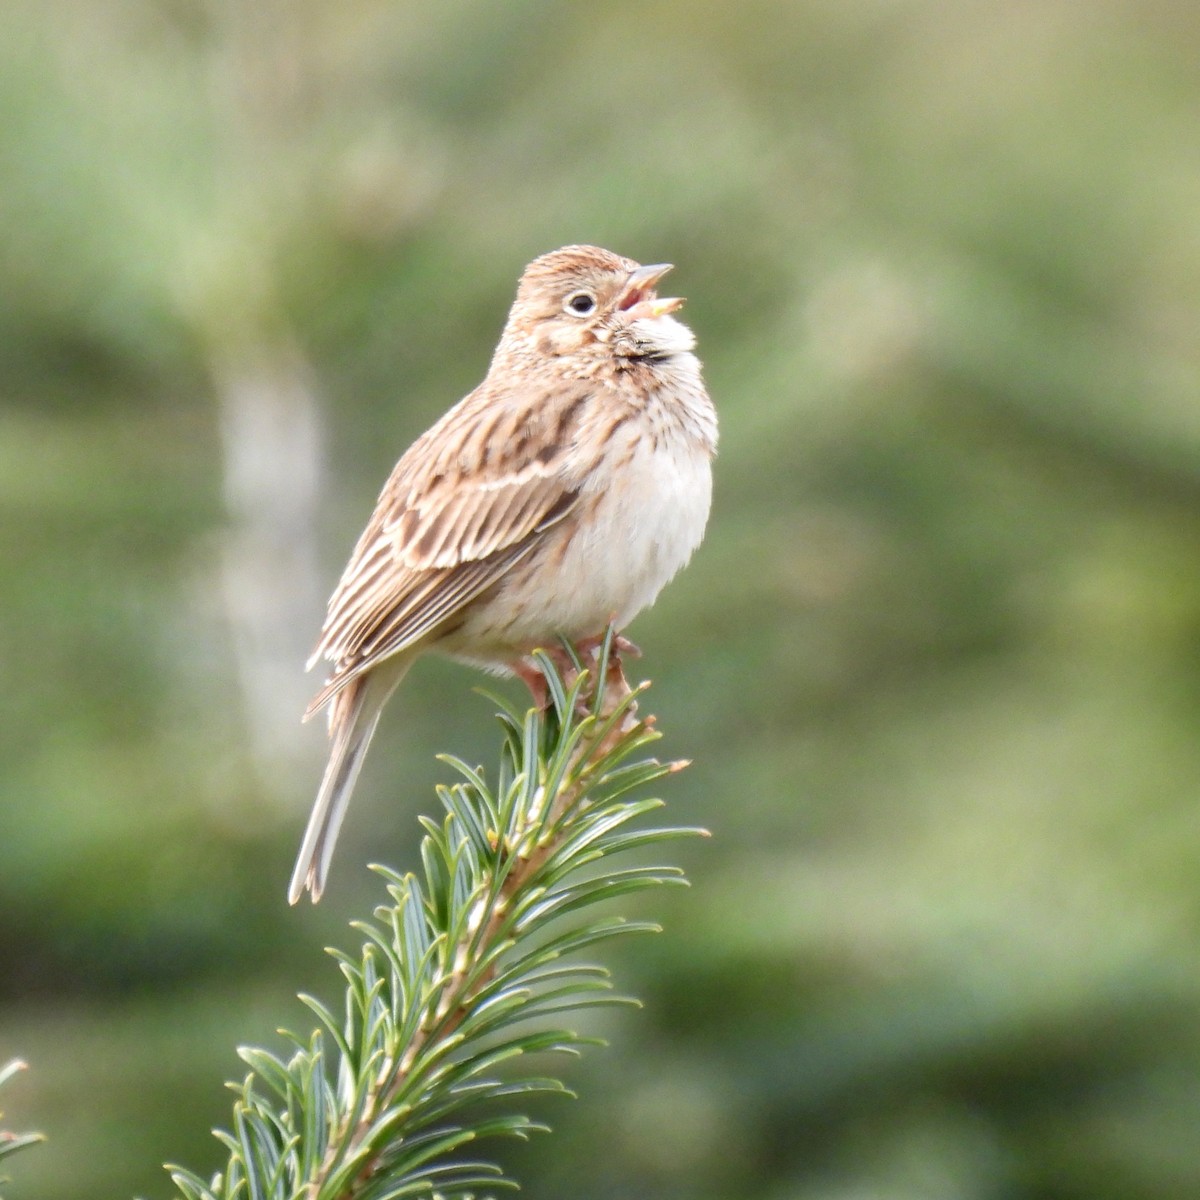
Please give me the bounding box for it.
[304,380,592,718]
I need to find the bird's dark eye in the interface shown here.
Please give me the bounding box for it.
[564,290,597,316]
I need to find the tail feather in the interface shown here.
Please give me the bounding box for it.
[289,657,412,904]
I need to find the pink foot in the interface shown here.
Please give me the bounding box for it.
[510,627,636,714]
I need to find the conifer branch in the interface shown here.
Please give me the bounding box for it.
[0,1059,44,1197]
[170,639,704,1200]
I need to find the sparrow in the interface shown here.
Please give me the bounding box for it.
[289,245,717,903]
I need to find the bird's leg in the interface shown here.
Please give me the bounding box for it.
[574,628,642,661]
[512,658,551,710]
[513,631,637,715]
[568,627,640,720]
[512,642,589,710]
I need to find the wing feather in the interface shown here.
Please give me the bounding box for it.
[305,379,594,714]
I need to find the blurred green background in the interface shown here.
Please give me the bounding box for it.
[4,1,1200,1197]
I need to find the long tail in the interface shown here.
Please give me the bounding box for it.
[288,658,412,904]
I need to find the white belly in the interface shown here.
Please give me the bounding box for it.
[553,430,713,631]
[456,420,713,657]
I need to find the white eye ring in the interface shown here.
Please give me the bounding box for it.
[563,290,597,317]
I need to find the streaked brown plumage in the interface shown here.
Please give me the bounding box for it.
[290,245,717,903]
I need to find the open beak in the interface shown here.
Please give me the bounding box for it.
[618,262,685,318]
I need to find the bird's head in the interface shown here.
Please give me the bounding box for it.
[497,244,696,368]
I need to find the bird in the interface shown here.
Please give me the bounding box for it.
[289,244,717,903]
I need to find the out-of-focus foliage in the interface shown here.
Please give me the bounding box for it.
[0,1060,44,1191]
[2,2,1199,1198]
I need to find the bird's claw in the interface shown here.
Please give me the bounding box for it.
[515,630,639,722]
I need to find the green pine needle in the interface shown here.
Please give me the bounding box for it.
[168,651,704,1200]
[0,1059,44,1196]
